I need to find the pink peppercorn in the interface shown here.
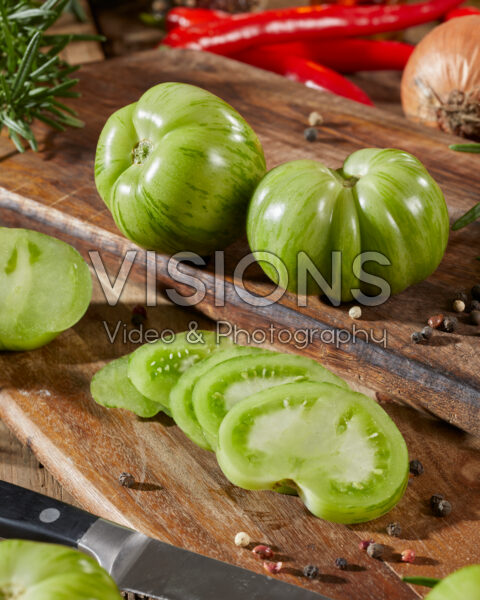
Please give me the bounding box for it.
[401,549,416,564]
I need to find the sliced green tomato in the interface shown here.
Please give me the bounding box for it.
[91,355,166,418]
[0,228,92,351]
[193,352,348,450]
[425,566,480,600]
[217,382,409,524]
[0,540,122,600]
[170,346,274,451]
[128,331,228,411]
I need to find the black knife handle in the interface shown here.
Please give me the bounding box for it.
[0,480,97,546]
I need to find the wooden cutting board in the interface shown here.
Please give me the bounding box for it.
[0,49,480,599]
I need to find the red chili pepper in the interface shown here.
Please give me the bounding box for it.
[234,39,414,73]
[162,0,464,56]
[166,7,228,32]
[445,6,480,19]
[232,49,373,105]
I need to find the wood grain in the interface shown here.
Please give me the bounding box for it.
[0,49,480,599]
[0,240,479,600]
[0,48,478,434]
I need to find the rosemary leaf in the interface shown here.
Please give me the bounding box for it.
[452,202,480,231]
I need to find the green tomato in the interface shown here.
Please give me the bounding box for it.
[247,149,449,303]
[0,228,92,351]
[193,352,348,450]
[0,540,122,600]
[217,381,409,524]
[425,566,480,600]
[95,82,266,255]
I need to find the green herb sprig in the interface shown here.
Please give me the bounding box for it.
[0,0,102,152]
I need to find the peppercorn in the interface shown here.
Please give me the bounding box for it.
[308,111,324,127]
[118,472,135,488]
[421,325,433,340]
[401,549,416,564]
[441,316,457,333]
[427,314,444,329]
[263,561,282,575]
[454,290,469,304]
[252,545,274,559]
[366,543,384,559]
[409,459,424,476]
[470,310,480,326]
[431,498,452,517]
[430,493,444,509]
[386,522,402,537]
[304,127,318,142]
[234,532,251,547]
[471,284,480,301]
[468,300,480,313]
[349,305,362,320]
[359,539,374,551]
[452,299,466,313]
[131,304,147,327]
[411,331,423,344]
[335,557,347,570]
[303,564,319,579]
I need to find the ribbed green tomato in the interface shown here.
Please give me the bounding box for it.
[95,82,266,255]
[0,540,122,600]
[247,149,449,302]
[0,228,92,351]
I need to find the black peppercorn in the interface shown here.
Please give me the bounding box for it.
[441,316,457,333]
[366,543,384,559]
[335,557,347,570]
[431,498,452,517]
[421,326,433,340]
[468,300,480,313]
[303,565,319,579]
[411,331,423,344]
[471,284,480,301]
[454,290,469,304]
[409,459,424,476]
[386,522,402,537]
[119,472,135,488]
[304,127,318,142]
[131,304,147,327]
[430,493,444,509]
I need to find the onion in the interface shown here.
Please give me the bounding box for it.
[401,16,480,141]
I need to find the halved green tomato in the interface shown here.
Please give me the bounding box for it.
[0,228,92,351]
[0,540,122,600]
[91,355,166,418]
[128,331,228,411]
[170,346,273,450]
[217,381,409,524]
[192,353,347,450]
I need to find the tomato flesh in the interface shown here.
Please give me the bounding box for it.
[0,228,92,351]
[217,381,409,523]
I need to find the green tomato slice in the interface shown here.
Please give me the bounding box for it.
[0,228,92,351]
[128,331,228,411]
[0,540,122,600]
[170,346,274,451]
[91,355,166,418]
[425,566,480,600]
[193,353,348,450]
[217,381,409,524]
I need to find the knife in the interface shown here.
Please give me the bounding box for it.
[0,480,333,600]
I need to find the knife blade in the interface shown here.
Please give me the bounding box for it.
[0,481,333,600]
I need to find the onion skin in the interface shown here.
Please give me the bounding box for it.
[401,16,480,141]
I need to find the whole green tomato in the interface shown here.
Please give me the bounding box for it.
[247,149,449,303]
[0,540,122,599]
[95,82,266,255]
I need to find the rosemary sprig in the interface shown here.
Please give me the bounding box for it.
[0,0,102,152]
